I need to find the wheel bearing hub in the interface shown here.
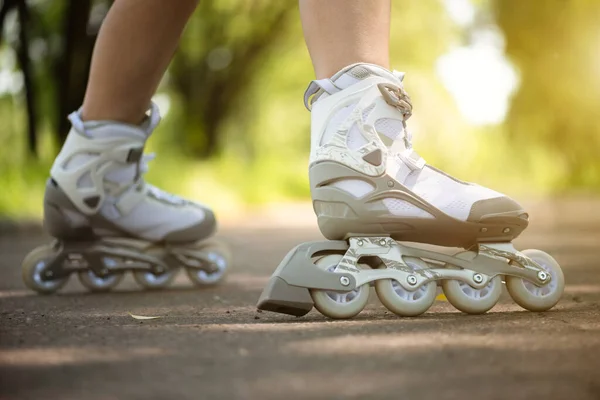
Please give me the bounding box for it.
[407,275,418,286]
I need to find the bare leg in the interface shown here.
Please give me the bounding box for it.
[299,0,391,79]
[82,0,198,124]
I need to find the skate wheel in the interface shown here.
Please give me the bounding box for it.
[133,248,177,289]
[310,254,369,319]
[185,241,230,286]
[442,274,502,314]
[22,244,68,294]
[77,257,124,292]
[506,249,564,312]
[375,257,436,317]
[133,268,177,289]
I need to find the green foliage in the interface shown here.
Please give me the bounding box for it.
[169,0,297,157]
[1,0,599,219]
[493,0,600,191]
[0,95,56,218]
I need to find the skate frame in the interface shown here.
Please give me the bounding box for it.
[267,237,550,294]
[39,238,219,282]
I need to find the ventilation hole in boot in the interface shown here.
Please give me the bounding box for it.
[348,66,373,79]
[362,149,383,166]
[330,179,374,198]
[83,196,101,209]
[443,199,471,215]
[374,118,404,141]
[382,198,434,218]
[347,123,368,150]
[77,171,94,189]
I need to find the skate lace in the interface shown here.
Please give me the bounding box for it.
[378,76,414,149]
[139,154,187,205]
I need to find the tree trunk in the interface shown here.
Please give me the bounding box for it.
[56,0,95,143]
[16,0,37,156]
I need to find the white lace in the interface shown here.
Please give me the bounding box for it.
[386,71,414,149]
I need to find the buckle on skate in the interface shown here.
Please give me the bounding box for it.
[110,146,144,164]
[126,147,144,163]
[378,83,412,120]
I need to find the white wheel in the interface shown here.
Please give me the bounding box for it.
[506,249,564,312]
[375,257,436,317]
[442,274,503,314]
[310,254,370,319]
[185,242,230,286]
[133,248,177,289]
[22,244,69,294]
[133,268,177,289]
[77,257,124,292]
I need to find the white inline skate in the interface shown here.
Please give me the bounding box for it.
[22,103,230,294]
[257,63,564,318]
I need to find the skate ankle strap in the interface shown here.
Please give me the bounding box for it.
[378,83,412,121]
[303,79,341,111]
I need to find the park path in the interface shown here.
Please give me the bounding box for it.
[1,200,599,400]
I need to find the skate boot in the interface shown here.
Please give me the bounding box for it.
[257,63,564,318]
[22,103,230,294]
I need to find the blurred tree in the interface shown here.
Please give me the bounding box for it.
[170,0,295,157]
[493,0,600,189]
[0,0,110,155]
[0,0,35,154]
[2,0,293,159]
[56,0,107,143]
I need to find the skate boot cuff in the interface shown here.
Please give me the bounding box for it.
[303,63,406,110]
[67,101,162,138]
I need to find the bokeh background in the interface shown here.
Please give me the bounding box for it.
[1,0,598,219]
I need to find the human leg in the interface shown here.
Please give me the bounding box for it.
[82,0,198,123]
[299,0,390,79]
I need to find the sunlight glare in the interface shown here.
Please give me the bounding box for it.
[439,0,519,126]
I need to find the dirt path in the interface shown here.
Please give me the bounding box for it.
[1,201,599,400]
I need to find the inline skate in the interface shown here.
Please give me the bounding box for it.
[257,63,564,318]
[22,103,230,294]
